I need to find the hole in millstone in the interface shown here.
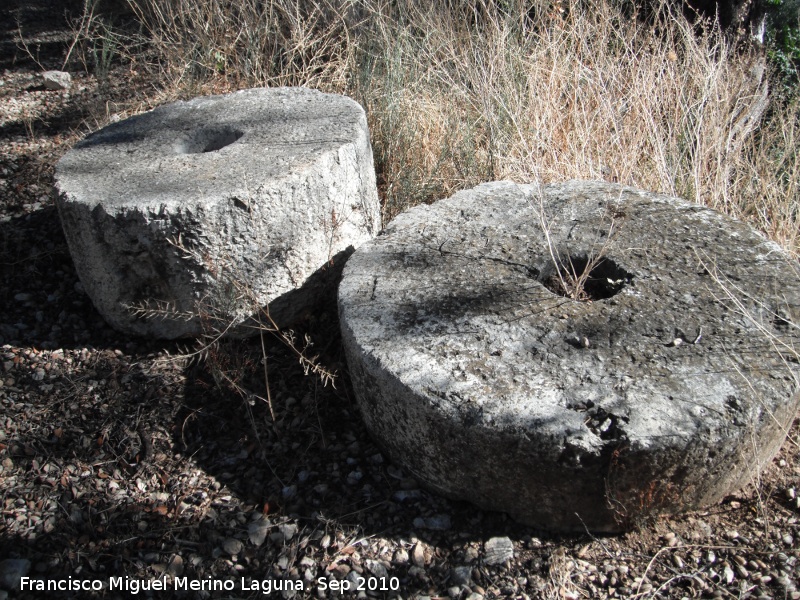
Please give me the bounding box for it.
[175,128,244,154]
[541,254,633,301]
[202,129,243,152]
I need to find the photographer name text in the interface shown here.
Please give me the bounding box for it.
[21,574,400,595]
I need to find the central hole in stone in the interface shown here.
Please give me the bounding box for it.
[177,128,244,154]
[541,255,632,301]
[200,129,243,153]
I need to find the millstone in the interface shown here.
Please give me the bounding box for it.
[55,87,380,338]
[338,180,800,532]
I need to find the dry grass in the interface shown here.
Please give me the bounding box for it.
[94,0,800,255]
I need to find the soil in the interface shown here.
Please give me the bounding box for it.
[1,1,799,599]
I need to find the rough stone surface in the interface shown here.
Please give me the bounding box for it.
[484,537,514,566]
[338,180,800,532]
[41,70,71,90]
[55,87,380,338]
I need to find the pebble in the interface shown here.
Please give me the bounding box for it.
[346,570,361,588]
[248,519,269,547]
[451,565,473,586]
[365,559,388,578]
[412,543,426,567]
[278,523,297,541]
[0,558,31,590]
[484,537,514,566]
[413,514,452,530]
[41,70,72,90]
[222,538,243,556]
[393,548,409,564]
[167,554,184,576]
[723,564,735,584]
[464,546,480,562]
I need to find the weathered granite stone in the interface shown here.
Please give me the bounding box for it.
[338,180,800,532]
[42,70,71,90]
[56,87,380,338]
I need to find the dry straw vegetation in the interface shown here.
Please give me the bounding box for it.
[83,0,800,257]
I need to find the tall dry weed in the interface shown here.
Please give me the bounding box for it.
[121,0,800,254]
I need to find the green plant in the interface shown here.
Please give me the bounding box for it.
[764,0,800,94]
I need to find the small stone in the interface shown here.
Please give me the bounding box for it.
[248,519,269,546]
[413,514,452,530]
[222,538,243,556]
[723,564,735,584]
[484,537,514,566]
[393,490,422,501]
[0,559,31,590]
[167,554,184,576]
[365,559,388,579]
[278,523,297,542]
[448,586,463,599]
[451,565,473,586]
[345,570,361,588]
[393,548,409,564]
[412,543,426,567]
[783,534,794,546]
[42,70,71,90]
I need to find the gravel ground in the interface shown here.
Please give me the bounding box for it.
[1,1,800,599]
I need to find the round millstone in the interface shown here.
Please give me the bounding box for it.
[56,87,380,338]
[338,180,800,532]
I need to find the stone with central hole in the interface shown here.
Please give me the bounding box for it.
[338,180,800,532]
[55,87,380,338]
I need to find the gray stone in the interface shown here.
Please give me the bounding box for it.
[0,558,30,590]
[366,559,389,578]
[248,518,269,547]
[222,538,243,556]
[413,514,452,530]
[338,180,800,532]
[450,566,473,586]
[484,537,514,566]
[41,70,71,90]
[56,87,380,338]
